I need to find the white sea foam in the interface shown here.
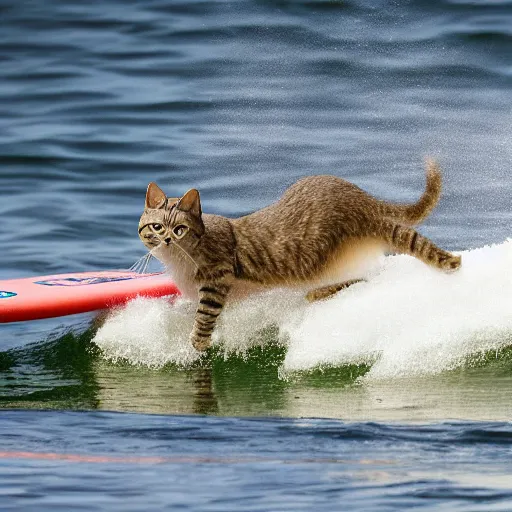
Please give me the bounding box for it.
[93,240,512,379]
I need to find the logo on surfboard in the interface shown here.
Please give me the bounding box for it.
[35,276,138,287]
[0,291,17,299]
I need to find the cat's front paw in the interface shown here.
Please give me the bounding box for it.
[190,333,211,352]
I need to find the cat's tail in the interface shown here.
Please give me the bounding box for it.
[379,159,442,225]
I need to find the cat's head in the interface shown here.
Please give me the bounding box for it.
[138,182,205,251]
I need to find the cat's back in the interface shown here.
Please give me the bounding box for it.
[237,174,372,228]
[280,174,366,205]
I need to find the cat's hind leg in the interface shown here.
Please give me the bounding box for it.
[306,278,365,302]
[379,220,461,271]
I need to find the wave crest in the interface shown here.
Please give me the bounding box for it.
[93,240,512,380]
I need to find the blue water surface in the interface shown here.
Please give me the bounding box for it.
[3,410,512,511]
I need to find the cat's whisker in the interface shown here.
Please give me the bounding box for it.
[137,256,148,274]
[172,241,199,270]
[129,256,143,273]
[129,252,153,274]
[141,251,154,274]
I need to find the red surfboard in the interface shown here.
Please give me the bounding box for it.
[0,271,180,323]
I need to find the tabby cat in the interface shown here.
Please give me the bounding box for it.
[139,159,461,351]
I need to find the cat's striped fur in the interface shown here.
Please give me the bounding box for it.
[139,159,461,351]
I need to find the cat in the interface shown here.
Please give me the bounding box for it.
[139,159,461,351]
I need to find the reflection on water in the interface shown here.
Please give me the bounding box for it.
[2,327,512,422]
[94,359,512,421]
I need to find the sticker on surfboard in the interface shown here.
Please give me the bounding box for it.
[35,275,138,287]
[0,291,17,299]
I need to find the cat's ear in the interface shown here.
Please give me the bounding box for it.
[145,182,166,209]
[177,189,202,217]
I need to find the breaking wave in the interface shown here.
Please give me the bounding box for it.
[93,240,512,380]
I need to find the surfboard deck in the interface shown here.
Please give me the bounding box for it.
[0,271,180,323]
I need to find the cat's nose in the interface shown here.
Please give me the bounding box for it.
[164,237,172,245]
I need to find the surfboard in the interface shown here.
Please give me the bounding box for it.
[0,271,180,323]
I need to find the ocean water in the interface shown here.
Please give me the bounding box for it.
[1,0,512,510]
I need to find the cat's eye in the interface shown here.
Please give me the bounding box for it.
[151,223,163,231]
[173,225,188,238]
